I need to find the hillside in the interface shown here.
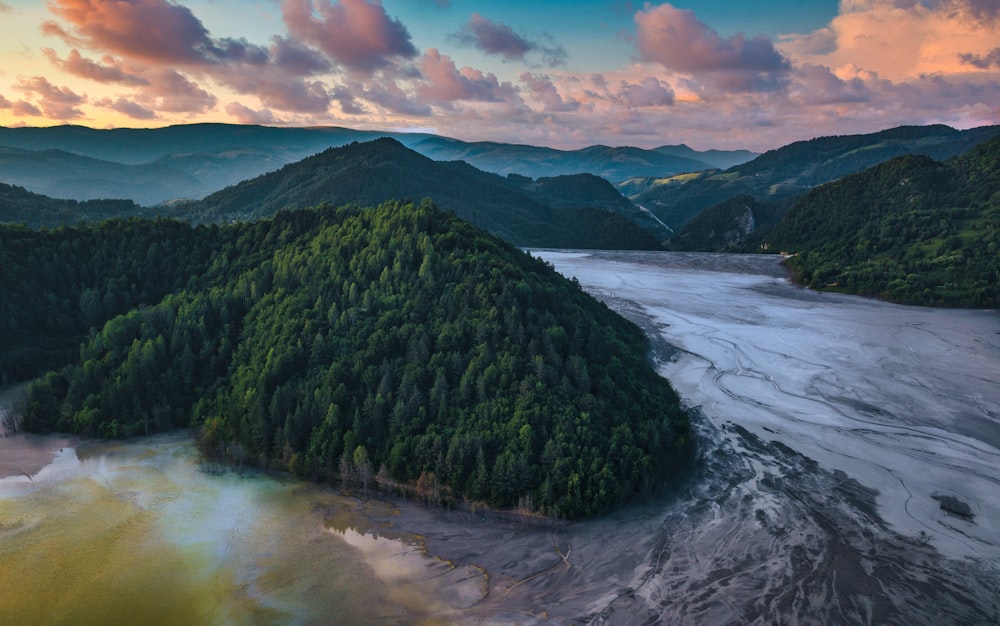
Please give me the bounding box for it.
[632,124,1000,242]
[13,201,690,518]
[763,135,1000,307]
[667,195,783,252]
[172,138,663,249]
[0,182,143,228]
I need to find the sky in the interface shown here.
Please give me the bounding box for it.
[0,0,998,151]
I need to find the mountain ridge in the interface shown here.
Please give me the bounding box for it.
[631,123,1000,234]
[762,134,1000,307]
[0,123,755,204]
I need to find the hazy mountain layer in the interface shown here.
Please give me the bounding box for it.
[0,123,754,204]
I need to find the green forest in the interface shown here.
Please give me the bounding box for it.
[9,201,690,518]
[763,135,1000,307]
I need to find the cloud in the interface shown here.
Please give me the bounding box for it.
[95,97,157,120]
[14,76,86,119]
[635,3,790,92]
[419,48,519,104]
[43,49,148,85]
[220,66,333,113]
[281,0,418,75]
[616,77,675,107]
[225,101,277,124]
[782,0,1000,82]
[361,78,432,116]
[331,85,367,115]
[959,47,1000,69]
[0,2,10,13]
[520,72,578,112]
[45,0,219,64]
[451,13,567,66]
[270,36,332,75]
[133,69,217,114]
[789,63,873,105]
[12,101,43,117]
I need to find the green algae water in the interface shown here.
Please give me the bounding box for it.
[0,435,482,625]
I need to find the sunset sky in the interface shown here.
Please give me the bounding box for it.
[1,0,998,151]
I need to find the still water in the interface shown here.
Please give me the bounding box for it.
[0,435,483,625]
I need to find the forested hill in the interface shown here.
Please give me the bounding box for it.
[0,182,143,228]
[14,201,690,518]
[763,135,1000,307]
[631,124,1000,238]
[171,137,663,249]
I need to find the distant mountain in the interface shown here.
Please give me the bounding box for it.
[0,182,143,227]
[0,146,202,206]
[763,134,1000,307]
[408,136,743,182]
[172,138,664,249]
[0,123,752,204]
[633,124,1000,237]
[653,144,758,170]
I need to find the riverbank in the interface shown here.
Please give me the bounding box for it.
[0,384,76,480]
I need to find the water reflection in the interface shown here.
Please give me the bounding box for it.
[0,435,480,625]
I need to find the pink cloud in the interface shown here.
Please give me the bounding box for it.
[43,49,148,85]
[635,3,790,92]
[616,77,675,107]
[790,64,872,106]
[519,73,578,112]
[225,102,277,124]
[95,97,157,120]
[783,1,1000,83]
[14,76,87,119]
[45,0,215,64]
[281,0,417,75]
[11,101,43,117]
[133,69,216,114]
[418,49,518,104]
[361,78,432,116]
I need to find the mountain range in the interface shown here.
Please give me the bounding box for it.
[762,134,1000,307]
[627,124,1000,247]
[0,123,755,205]
[168,137,664,249]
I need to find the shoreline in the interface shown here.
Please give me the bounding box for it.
[0,383,77,480]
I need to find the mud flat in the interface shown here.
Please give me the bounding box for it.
[489,249,1000,624]
[4,251,998,624]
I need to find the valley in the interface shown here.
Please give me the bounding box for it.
[3,0,999,622]
[3,251,996,624]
